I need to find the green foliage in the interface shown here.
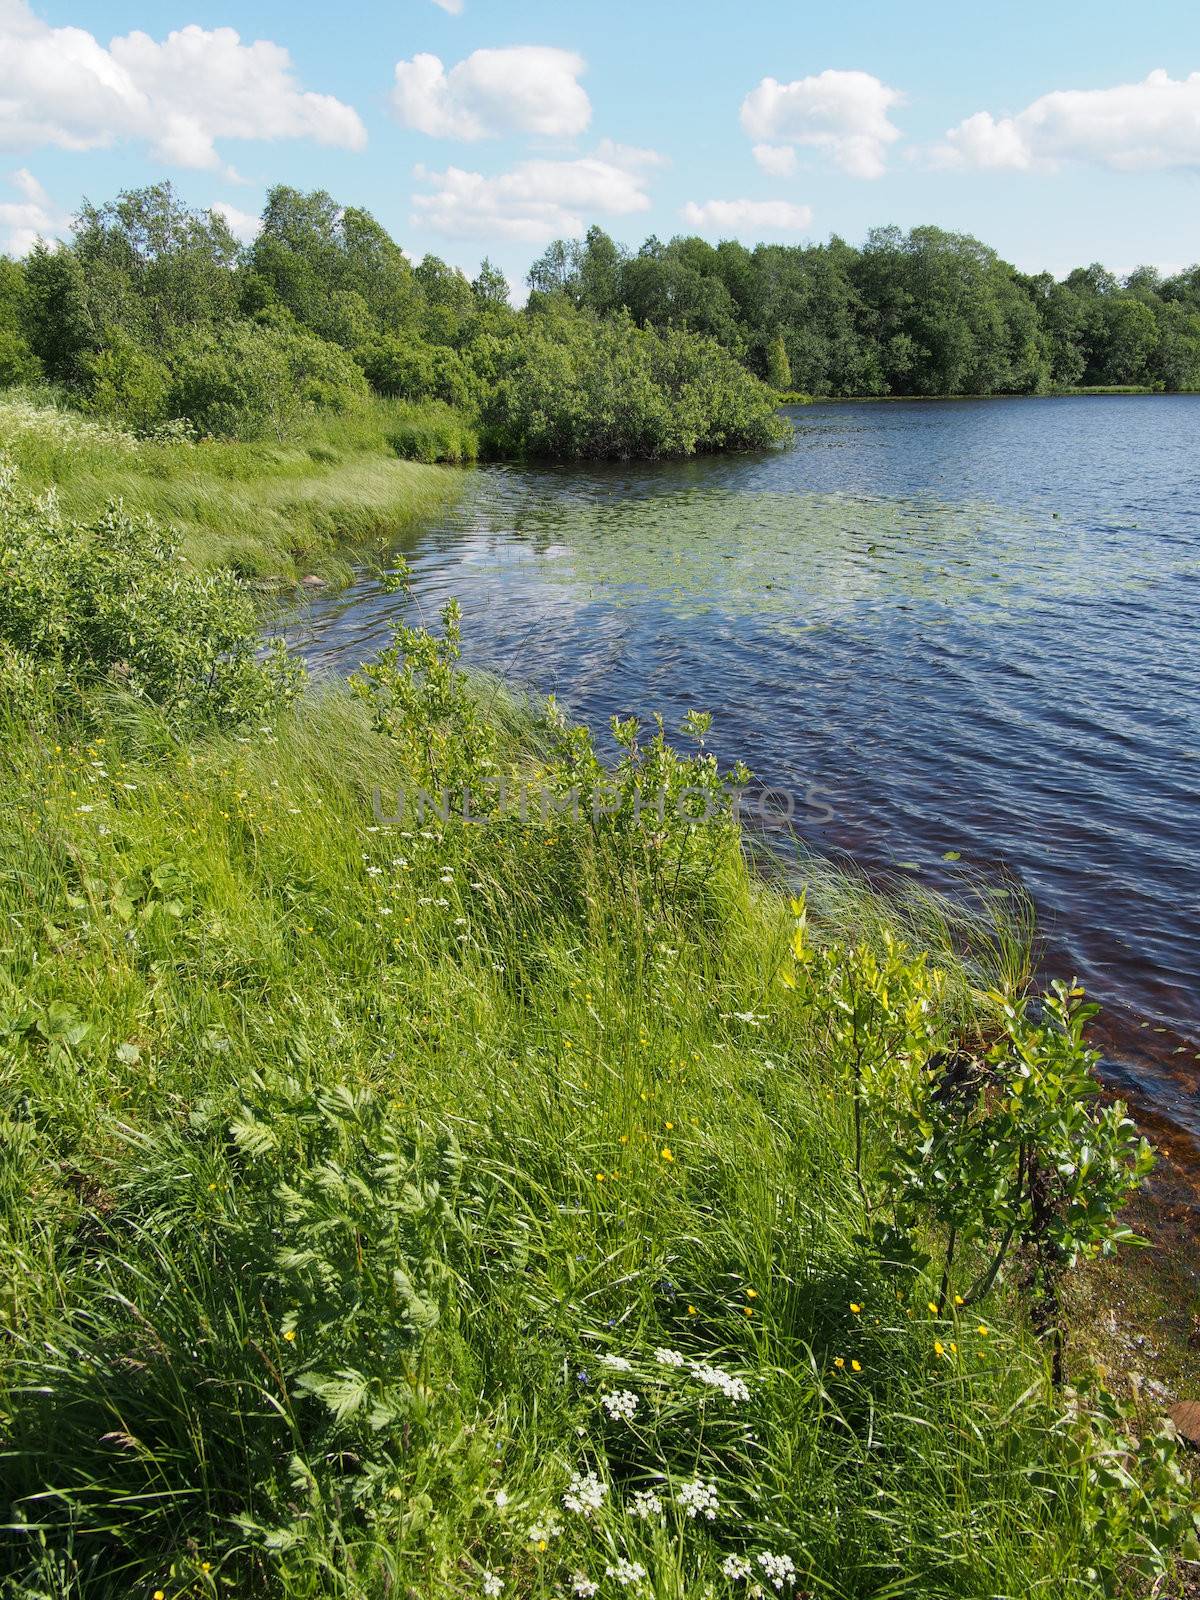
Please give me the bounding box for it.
[166,319,368,440]
[383,398,479,463]
[0,465,303,724]
[780,902,1156,1378]
[80,327,170,433]
[476,308,787,460]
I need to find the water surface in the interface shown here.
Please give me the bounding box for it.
[288,397,1200,1161]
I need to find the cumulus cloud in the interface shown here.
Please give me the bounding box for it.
[680,197,813,235]
[752,142,797,177]
[0,1,366,171]
[934,69,1200,172]
[740,68,904,178]
[210,200,262,243]
[0,166,68,254]
[411,145,659,240]
[391,46,590,141]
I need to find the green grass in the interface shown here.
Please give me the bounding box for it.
[0,676,1191,1599]
[0,391,470,584]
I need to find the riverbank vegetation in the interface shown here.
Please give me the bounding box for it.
[1,466,1196,1597]
[0,184,785,464]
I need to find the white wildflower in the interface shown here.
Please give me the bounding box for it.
[654,1347,686,1367]
[571,1576,598,1599]
[605,1558,647,1588]
[722,1554,753,1581]
[601,1389,639,1424]
[600,1354,633,1371]
[690,1361,751,1403]
[493,1489,508,1508]
[629,1487,663,1518]
[482,1573,504,1598]
[677,1477,719,1520]
[527,1516,563,1544]
[563,1470,607,1516]
[757,1553,796,1591]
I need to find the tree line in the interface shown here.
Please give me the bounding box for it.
[0,183,1195,465]
[528,225,1200,396]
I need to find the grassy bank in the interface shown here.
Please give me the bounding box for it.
[0,391,470,585]
[0,443,1196,1595]
[1,681,1196,1594]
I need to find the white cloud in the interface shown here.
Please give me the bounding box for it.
[935,69,1200,172]
[0,1,366,171]
[752,142,797,177]
[391,46,590,141]
[680,197,813,236]
[430,0,464,12]
[0,165,67,254]
[740,68,904,178]
[411,145,658,240]
[210,200,262,243]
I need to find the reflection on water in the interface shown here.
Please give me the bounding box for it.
[286,396,1200,1157]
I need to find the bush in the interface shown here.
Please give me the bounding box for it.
[359,335,471,408]
[167,320,368,440]
[0,466,303,725]
[0,327,40,388]
[472,309,789,461]
[80,328,169,433]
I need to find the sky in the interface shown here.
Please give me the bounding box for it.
[1,0,1199,293]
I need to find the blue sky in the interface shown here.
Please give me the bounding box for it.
[2,0,1199,290]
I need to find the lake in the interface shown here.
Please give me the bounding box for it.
[287,395,1200,1169]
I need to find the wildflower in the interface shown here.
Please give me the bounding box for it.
[833,1356,845,1369]
[483,1573,504,1598]
[758,1552,796,1591]
[977,1324,989,1337]
[154,1592,165,1599]
[689,1361,751,1402]
[601,1389,639,1424]
[200,1564,212,1575]
[954,1294,965,1306]
[934,1340,945,1357]
[494,1489,509,1508]
[722,1554,753,1581]
[605,1558,647,1588]
[600,1354,633,1371]
[677,1476,719,1520]
[851,1359,862,1373]
[687,1304,698,1316]
[572,1578,598,1599]
[527,1516,562,1545]
[655,1346,685,1367]
[949,1341,958,1354]
[746,1288,758,1300]
[563,1470,607,1516]
[849,1302,862,1315]
[660,1146,674,1162]
[283,1329,296,1343]
[743,1306,754,1317]
[630,1487,663,1518]
[928,1301,940,1315]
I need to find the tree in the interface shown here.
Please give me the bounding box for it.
[765,332,792,391]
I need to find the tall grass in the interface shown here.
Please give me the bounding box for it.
[0,678,1191,1598]
[0,390,469,582]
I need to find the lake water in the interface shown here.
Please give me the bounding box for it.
[287,396,1200,1168]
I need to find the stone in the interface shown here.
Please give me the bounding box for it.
[1168,1400,1200,1446]
[300,574,327,589]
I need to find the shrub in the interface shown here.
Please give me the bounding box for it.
[167,320,368,440]
[472,310,788,461]
[0,466,303,725]
[80,328,170,433]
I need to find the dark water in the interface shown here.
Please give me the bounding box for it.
[287,396,1200,1164]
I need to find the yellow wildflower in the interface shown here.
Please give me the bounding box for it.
[834,1356,845,1369]
[660,1146,673,1162]
[851,1359,862,1372]
[850,1302,862,1315]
